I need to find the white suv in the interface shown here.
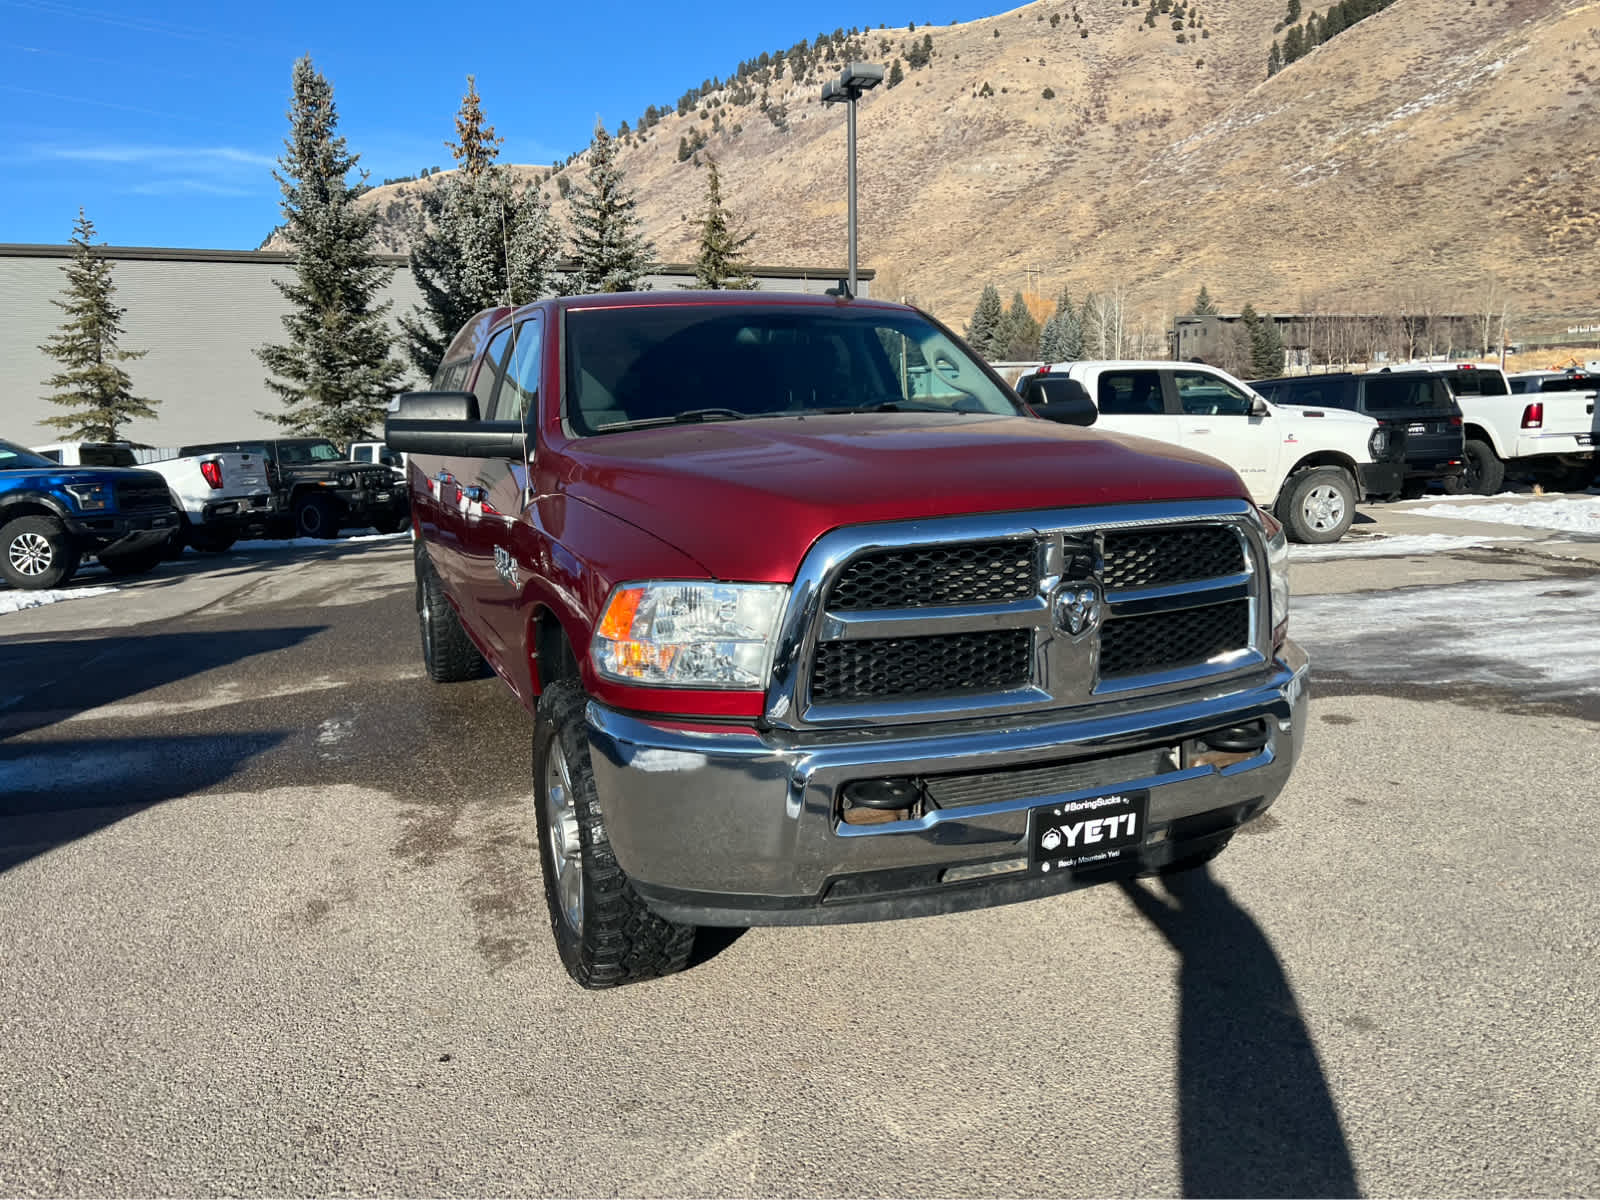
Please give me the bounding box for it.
[1016,361,1398,543]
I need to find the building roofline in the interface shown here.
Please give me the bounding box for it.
[0,243,872,280]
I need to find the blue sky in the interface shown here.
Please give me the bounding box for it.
[5,0,986,250]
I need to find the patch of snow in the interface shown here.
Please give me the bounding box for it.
[1290,533,1529,561]
[0,585,117,615]
[1407,498,1600,535]
[1295,576,1600,700]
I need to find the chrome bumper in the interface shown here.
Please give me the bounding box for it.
[587,640,1309,926]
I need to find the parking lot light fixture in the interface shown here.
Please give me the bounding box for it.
[821,62,885,299]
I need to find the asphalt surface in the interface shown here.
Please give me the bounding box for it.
[1,503,1598,1197]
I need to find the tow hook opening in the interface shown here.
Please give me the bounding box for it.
[840,776,925,826]
[1187,718,1271,771]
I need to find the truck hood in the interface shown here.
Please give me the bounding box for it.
[1,465,167,489]
[1273,403,1376,429]
[561,412,1249,582]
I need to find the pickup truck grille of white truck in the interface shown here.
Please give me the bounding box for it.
[775,501,1266,727]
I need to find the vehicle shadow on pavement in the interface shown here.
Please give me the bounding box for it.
[1119,868,1360,1199]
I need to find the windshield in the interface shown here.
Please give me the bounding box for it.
[276,440,344,465]
[0,440,59,469]
[1364,375,1456,415]
[563,304,1022,434]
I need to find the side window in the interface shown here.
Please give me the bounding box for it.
[491,320,543,423]
[37,449,62,463]
[472,329,514,418]
[1097,371,1165,416]
[432,358,469,392]
[1174,371,1255,416]
[351,446,373,463]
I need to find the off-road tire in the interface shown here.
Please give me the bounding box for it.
[96,545,167,577]
[1442,438,1504,496]
[293,494,339,539]
[1279,467,1356,544]
[533,679,696,989]
[415,545,483,683]
[1,515,81,590]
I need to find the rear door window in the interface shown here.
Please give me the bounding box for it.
[1362,375,1454,416]
[1097,370,1166,415]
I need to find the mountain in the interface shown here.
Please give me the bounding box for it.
[306,0,1599,333]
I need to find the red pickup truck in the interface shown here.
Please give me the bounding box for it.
[387,291,1307,989]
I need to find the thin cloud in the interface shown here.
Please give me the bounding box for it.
[124,179,255,197]
[33,144,275,168]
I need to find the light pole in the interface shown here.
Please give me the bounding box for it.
[821,62,884,299]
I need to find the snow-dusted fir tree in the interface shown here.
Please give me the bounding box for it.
[38,210,155,442]
[691,157,756,290]
[567,121,655,293]
[966,284,1005,359]
[401,76,563,378]
[257,55,403,443]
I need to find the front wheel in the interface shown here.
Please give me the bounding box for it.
[1,515,81,590]
[293,495,339,539]
[1279,467,1355,543]
[533,680,697,989]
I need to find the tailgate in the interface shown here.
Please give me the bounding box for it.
[208,452,271,496]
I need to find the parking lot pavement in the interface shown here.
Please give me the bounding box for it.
[1,514,1598,1196]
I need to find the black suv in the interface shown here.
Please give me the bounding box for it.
[1251,371,1465,497]
[177,437,407,539]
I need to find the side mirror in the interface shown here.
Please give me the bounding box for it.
[1021,377,1098,427]
[385,390,525,457]
[1250,396,1270,417]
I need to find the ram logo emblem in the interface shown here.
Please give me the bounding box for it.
[1052,580,1103,640]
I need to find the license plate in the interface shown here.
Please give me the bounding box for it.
[375,491,390,501]
[1408,422,1427,434]
[152,515,172,526]
[1029,789,1149,874]
[1577,434,1593,446]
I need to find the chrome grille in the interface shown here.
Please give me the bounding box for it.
[1103,526,1243,590]
[812,629,1032,702]
[828,540,1035,610]
[1100,600,1251,679]
[790,504,1265,726]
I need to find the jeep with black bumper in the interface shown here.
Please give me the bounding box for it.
[387,292,1308,988]
[178,437,409,539]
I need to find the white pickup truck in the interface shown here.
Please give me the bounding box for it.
[32,441,277,553]
[1399,363,1597,493]
[1014,360,1399,543]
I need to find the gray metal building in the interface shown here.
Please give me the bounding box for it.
[2,244,869,449]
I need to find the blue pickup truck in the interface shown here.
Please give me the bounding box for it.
[1,438,178,590]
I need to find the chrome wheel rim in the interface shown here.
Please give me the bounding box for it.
[1302,485,1346,532]
[8,532,53,577]
[543,742,584,933]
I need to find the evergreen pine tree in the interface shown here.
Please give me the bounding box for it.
[400,76,563,379]
[998,290,1041,360]
[1250,311,1285,378]
[690,157,756,290]
[966,284,1005,358]
[1192,284,1218,315]
[1268,40,1282,75]
[887,59,905,88]
[257,56,403,443]
[38,209,155,442]
[568,121,656,293]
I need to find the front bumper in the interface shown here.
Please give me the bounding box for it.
[587,641,1309,926]
[63,508,179,552]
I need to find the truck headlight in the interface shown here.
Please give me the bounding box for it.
[593,582,788,688]
[64,483,109,511]
[1256,507,1290,646]
[1368,426,1389,460]
[337,472,354,487]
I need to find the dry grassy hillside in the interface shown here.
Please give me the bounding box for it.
[339,0,1598,332]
